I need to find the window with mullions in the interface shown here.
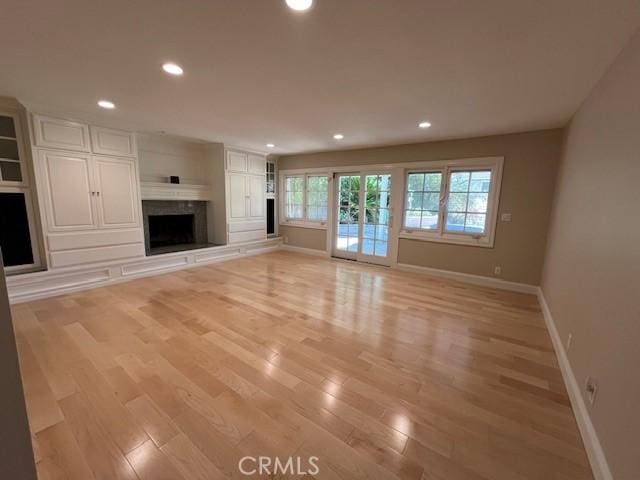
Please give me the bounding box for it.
[306,175,328,222]
[282,173,330,225]
[445,170,491,234]
[404,172,442,230]
[266,161,275,194]
[401,158,501,247]
[284,175,304,220]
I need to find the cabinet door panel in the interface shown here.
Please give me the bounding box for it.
[248,175,265,218]
[40,151,95,230]
[94,157,139,228]
[247,154,265,175]
[226,151,248,172]
[33,115,90,152]
[228,173,247,219]
[90,126,136,157]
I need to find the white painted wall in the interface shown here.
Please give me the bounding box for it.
[138,133,210,185]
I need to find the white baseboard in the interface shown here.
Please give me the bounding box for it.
[537,288,612,480]
[395,262,538,294]
[7,238,282,304]
[280,244,330,257]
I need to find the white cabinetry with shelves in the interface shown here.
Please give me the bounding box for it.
[0,103,43,273]
[32,114,144,268]
[225,149,266,244]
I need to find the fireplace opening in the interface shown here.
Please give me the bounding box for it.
[149,214,195,249]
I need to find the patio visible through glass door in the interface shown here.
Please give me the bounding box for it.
[334,173,392,265]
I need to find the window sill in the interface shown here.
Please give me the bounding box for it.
[398,231,494,248]
[279,221,328,230]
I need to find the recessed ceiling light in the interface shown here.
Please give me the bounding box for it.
[285,0,313,11]
[162,63,184,76]
[418,121,432,128]
[333,134,344,140]
[266,143,275,148]
[97,100,115,109]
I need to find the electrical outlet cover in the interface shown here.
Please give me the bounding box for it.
[585,377,598,406]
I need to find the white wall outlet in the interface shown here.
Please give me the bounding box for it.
[566,333,573,350]
[494,266,502,276]
[500,213,512,222]
[284,236,289,244]
[585,377,598,406]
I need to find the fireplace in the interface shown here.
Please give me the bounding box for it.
[142,200,212,255]
[149,214,194,248]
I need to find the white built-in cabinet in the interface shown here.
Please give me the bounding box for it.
[32,115,144,268]
[225,150,266,244]
[38,151,139,231]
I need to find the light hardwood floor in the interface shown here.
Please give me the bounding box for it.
[12,251,593,480]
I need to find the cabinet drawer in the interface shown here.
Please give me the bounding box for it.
[228,220,265,233]
[228,229,266,244]
[47,229,143,252]
[90,126,136,157]
[33,114,90,152]
[49,243,145,268]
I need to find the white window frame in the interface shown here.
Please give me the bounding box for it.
[279,172,330,229]
[399,157,503,248]
[282,174,305,222]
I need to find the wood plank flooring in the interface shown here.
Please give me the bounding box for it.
[12,251,593,480]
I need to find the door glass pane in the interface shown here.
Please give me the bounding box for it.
[374,241,388,257]
[363,174,391,257]
[336,175,360,252]
[362,238,374,255]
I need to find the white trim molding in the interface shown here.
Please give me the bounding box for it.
[537,288,612,480]
[140,181,212,201]
[280,244,330,257]
[395,262,538,294]
[7,238,281,303]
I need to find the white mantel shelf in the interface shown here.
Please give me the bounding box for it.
[140,182,212,201]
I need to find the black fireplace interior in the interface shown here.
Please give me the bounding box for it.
[148,214,195,249]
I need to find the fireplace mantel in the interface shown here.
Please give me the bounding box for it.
[140,182,212,201]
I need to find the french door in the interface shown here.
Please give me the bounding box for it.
[333,172,392,266]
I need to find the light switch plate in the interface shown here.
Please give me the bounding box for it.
[501,213,512,222]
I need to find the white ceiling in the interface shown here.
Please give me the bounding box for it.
[1,0,639,154]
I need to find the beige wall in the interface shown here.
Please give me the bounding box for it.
[281,225,327,251]
[541,30,640,480]
[0,258,37,479]
[279,129,563,285]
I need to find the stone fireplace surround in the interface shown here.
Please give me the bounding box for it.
[142,200,209,255]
